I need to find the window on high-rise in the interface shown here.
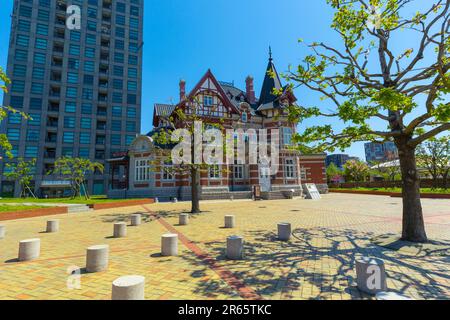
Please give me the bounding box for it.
[18,19,31,32]
[15,50,28,61]
[14,64,27,77]
[63,132,75,143]
[37,9,49,21]
[19,5,32,18]
[36,24,48,36]
[32,67,45,79]
[65,101,76,113]
[35,38,47,50]
[128,68,137,78]
[34,53,46,64]
[16,34,29,47]
[7,129,20,141]
[86,33,96,45]
[64,117,75,128]
[81,118,92,129]
[69,44,80,56]
[26,129,40,142]
[28,114,41,126]
[66,87,78,98]
[80,132,91,144]
[8,113,22,124]
[30,98,42,110]
[25,146,38,158]
[31,83,43,94]
[112,106,121,117]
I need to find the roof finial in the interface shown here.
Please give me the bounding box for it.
[269,46,273,61]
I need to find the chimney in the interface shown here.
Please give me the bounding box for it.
[179,79,186,101]
[245,76,256,104]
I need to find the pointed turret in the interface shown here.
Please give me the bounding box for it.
[258,47,284,110]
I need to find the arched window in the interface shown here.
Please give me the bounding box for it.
[242,112,248,123]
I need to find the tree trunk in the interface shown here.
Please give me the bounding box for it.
[397,142,428,243]
[191,167,201,213]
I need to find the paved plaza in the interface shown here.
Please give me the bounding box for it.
[0,194,448,300]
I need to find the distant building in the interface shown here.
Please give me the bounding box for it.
[0,0,144,197]
[326,154,350,170]
[364,142,399,163]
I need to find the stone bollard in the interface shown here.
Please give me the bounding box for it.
[113,222,127,238]
[18,238,41,261]
[376,291,412,300]
[179,214,189,226]
[224,215,235,228]
[277,223,291,241]
[86,245,109,273]
[46,220,60,233]
[0,225,5,239]
[356,256,388,295]
[130,214,142,226]
[161,233,178,256]
[112,275,146,300]
[227,236,244,260]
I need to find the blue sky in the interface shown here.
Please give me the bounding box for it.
[0,0,441,160]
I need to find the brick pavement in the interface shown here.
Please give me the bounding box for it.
[0,194,448,300]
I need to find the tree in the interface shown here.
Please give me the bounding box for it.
[326,162,343,183]
[1,67,28,159]
[370,160,402,182]
[284,0,450,242]
[152,100,228,214]
[416,135,450,189]
[343,160,370,183]
[4,158,37,198]
[49,157,104,199]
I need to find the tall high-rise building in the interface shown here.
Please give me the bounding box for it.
[0,0,143,197]
[364,142,399,164]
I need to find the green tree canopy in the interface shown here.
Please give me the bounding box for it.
[4,158,37,198]
[283,0,450,242]
[49,157,104,199]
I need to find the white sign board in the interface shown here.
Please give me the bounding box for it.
[302,184,321,200]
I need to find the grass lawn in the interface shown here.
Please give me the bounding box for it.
[0,205,47,213]
[331,187,450,194]
[0,196,147,205]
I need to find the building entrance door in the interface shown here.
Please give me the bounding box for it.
[259,160,271,192]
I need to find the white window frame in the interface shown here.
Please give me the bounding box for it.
[300,166,307,181]
[203,95,214,107]
[209,165,221,179]
[285,158,296,179]
[283,127,293,146]
[135,158,151,182]
[162,162,174,181]
[241,112,248,122]
[233,165,244,180]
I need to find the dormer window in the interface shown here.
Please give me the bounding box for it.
[203,95,213,107]
[242,112,248,123]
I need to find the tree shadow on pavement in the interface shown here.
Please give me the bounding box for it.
[178,227,449,300]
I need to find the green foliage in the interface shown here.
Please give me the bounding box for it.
[49,157,104,199]
[283,0,450,154]
[4,158,36,198]
[326,162,343,183]
[343,160,370,182]
[0,67,29,159]
[416,135,450,189]
[370,161,402,182]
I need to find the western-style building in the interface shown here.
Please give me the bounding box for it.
[107,54,327,201]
